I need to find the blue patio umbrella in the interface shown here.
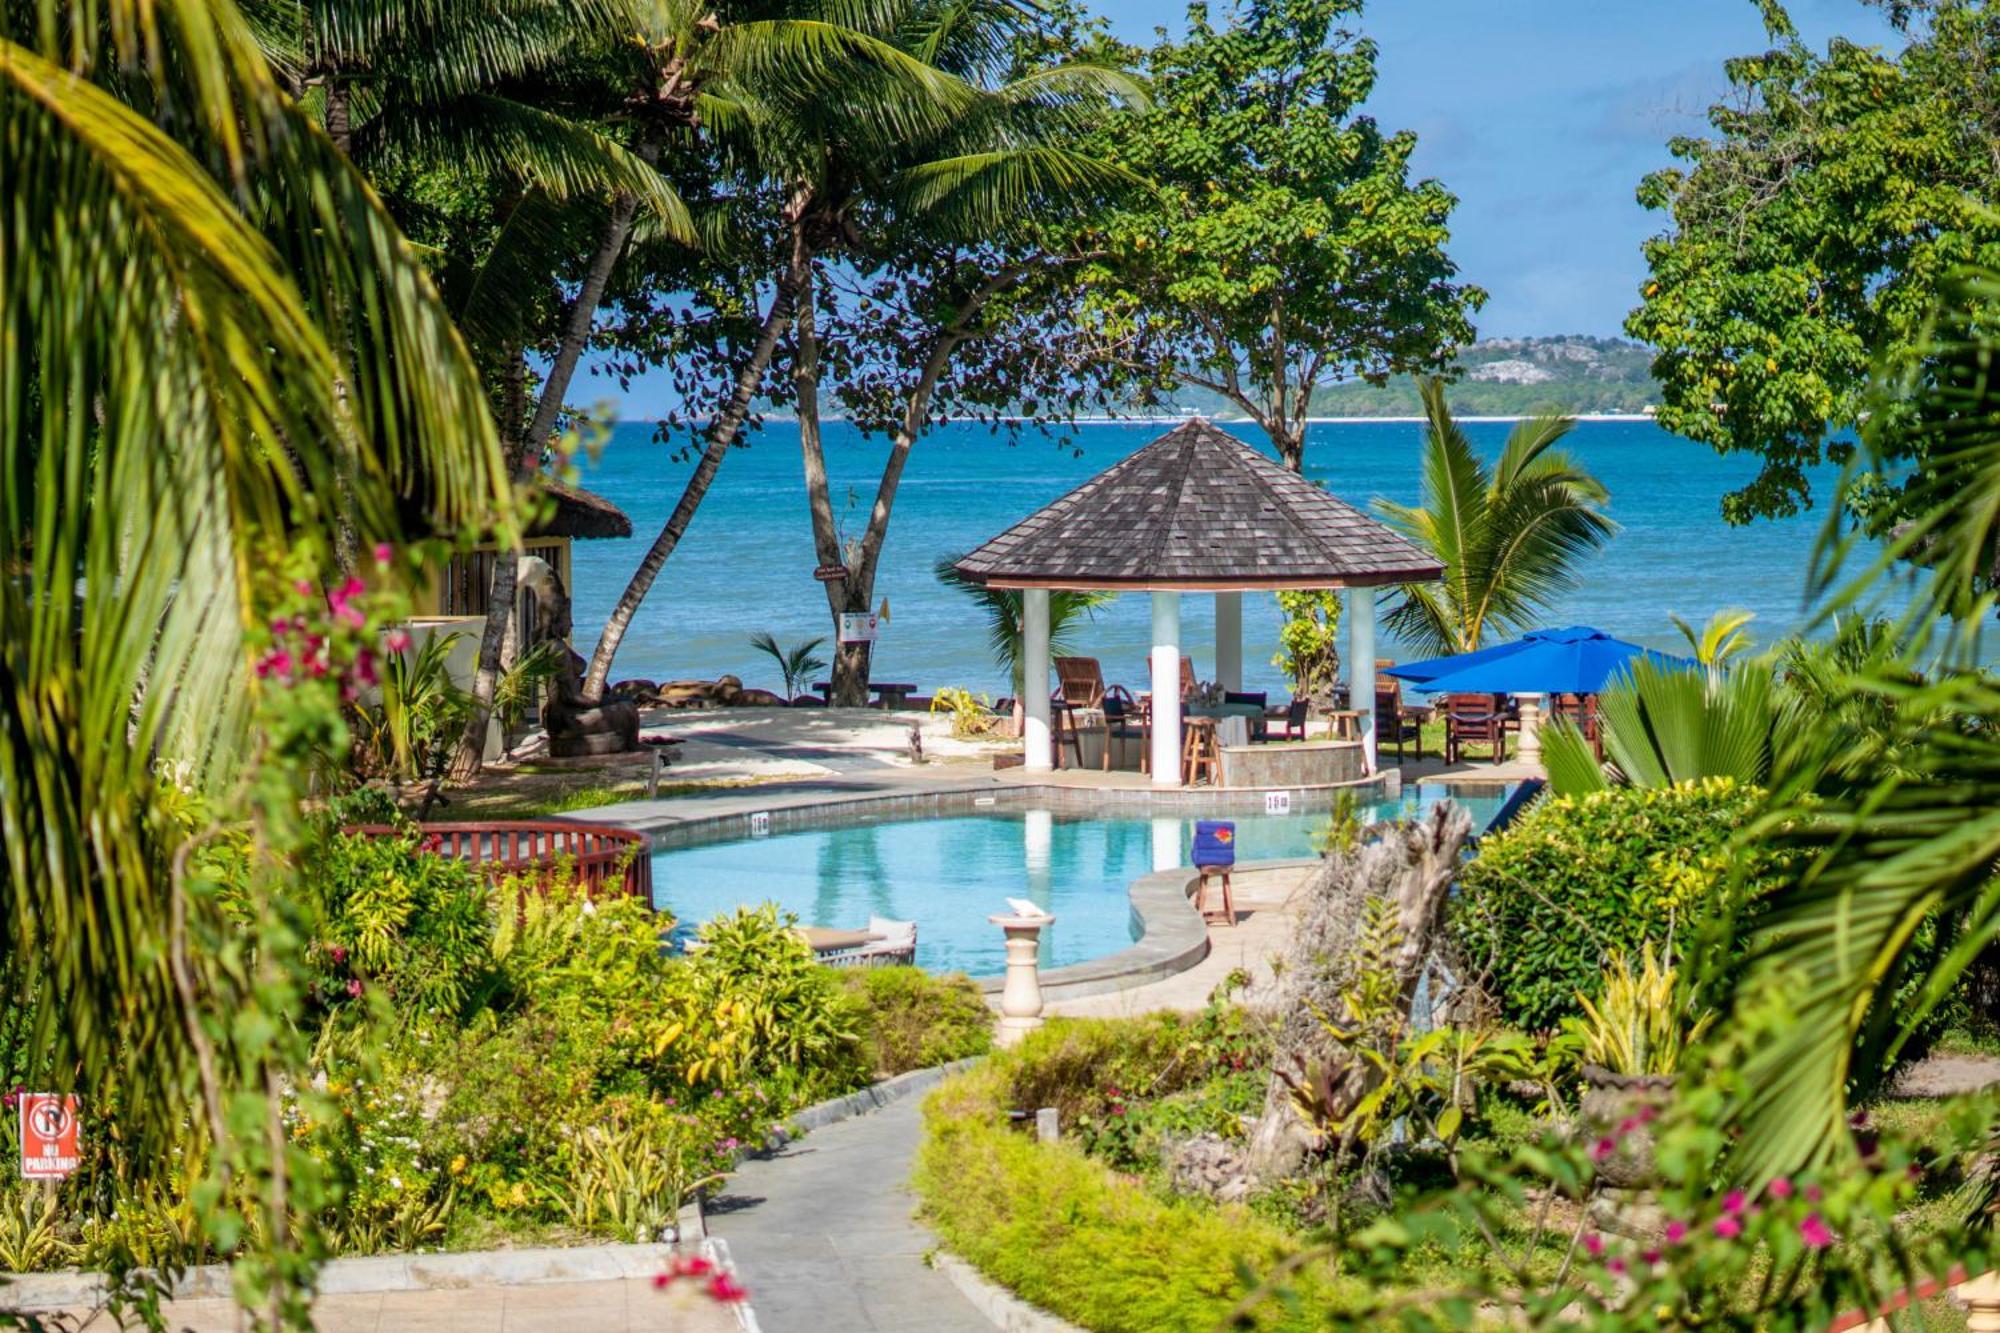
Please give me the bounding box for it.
[1383,627,1689,696]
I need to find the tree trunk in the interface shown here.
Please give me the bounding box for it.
[792,245,874,706]
[815,262,1029,707]
[1244,803,1473,1184]
[325,79,353,156]
[447,194,643,780]
[579,245,808,703]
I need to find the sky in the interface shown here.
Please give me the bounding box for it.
[1086,0,1899,340]
[591,0,1901,416]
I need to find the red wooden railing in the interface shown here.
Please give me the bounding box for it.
[347,820,654,902]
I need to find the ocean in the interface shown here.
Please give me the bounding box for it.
[566,416,1865,698]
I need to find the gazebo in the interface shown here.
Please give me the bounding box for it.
[952,419,1442,786]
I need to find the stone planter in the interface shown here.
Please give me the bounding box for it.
[1579,1063,1675,1238]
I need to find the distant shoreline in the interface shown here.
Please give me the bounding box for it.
[694,411,1664,428]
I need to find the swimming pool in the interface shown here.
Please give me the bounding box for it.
[649,784,1514,976]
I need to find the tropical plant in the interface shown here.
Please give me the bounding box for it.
[748,630,829,700]
[930,686,1002,738]
[361,630,473,781]
[1271,589,1342,701]
[0,0,512,1317]
[492,638,567,735]
[1565,945,1712,1077]
[1670,607,1757,681]
[1712,257,2000,1173]
[1377,378,1615,658]
[933,556,1112,698]
[1541,658,1796,797]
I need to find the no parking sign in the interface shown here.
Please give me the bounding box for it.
[19,1094,78,1180]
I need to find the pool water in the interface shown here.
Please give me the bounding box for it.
[649,784,1513,975]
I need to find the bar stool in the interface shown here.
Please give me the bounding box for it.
[1051,695,1084,769]
[1181,717,1221,786]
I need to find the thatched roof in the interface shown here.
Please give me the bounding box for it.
[953,418,1442,590]
[530,480,632,541]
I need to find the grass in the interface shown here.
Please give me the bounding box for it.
[436,772,786,820]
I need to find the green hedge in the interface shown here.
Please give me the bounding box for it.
[915,1020,1363,1331]
[838,966,994,1079]
[1451,777,1786,1029]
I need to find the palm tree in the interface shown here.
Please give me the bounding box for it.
[1,0,512,1316]
[1376,377,1616,658]
[1708,267,2000,1181]
[934,557,1110,706]
[1670,606,1757,684]
[748,631,829,699]
[576,8,1137,707]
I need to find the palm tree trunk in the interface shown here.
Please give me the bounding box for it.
[578,250,807,703]
[448,194,642,780]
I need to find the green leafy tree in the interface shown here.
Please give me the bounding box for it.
[1628,0,2000,525]
[1376,378,1615,657]
[1271,589,1342,701]
[0,0,513,1318]
[1062,0,1483,470]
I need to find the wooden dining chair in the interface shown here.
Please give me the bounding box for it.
[1444,692,1508,764]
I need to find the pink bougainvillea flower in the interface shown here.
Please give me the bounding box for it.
[294,579,315,597]
[1663,1220,1688,1244]
[386,629,413,654]
[373,542,394,566]
[1713,1216,1743,1240]
[1641,1249,1662,1266]
[1591,1137,1617,1164]
[255,650,293,680]
[1582,1233,1604,1258]
[346,978,364,998]
[329,945,348,963]
[651,1273,673,1290]
[1767,1177,1794,1200]
[672,1255,715,1279]
[1804,1184,1823,1203]
[1799,1213,1834,1249]
[707,1274,747,1303]
[1606,1258,1627,1276]
[1617,1116,1641,1135]
[1722,1189,1747,1216]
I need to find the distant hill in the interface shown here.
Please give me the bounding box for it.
[1167,336,1660,419]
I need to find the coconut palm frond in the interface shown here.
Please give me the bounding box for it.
[893,145,1143,235]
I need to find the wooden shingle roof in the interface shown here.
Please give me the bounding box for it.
[954,419,1443,590]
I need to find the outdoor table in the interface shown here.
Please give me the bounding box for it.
[870,682,917,709]
[1187,700,1264,746]
[1211,715,1251,748]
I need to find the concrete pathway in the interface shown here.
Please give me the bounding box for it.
[705,1097,991,1333]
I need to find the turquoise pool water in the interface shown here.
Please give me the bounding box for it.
[649,784,1513,975]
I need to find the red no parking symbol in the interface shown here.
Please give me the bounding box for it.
[19,1094,78,1180]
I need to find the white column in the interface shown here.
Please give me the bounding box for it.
[1023,588,1052,772]
[1150,591,1182,787]
[1152,816,1181,873]
[1214,592,1243,693]
[1517,694,1543,765]
[1348,587,1378,773]
[1024,808,1053,906]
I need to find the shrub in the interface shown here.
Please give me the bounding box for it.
[302,831,501,1019]
[916,1022,1364,1331]
[838,967,994,1079]
[1451,778,1786,1029]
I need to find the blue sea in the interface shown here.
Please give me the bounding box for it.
[566,417,1873,698]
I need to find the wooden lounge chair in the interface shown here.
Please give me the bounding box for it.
[1375,682,1425,759]
[1054,656,1133,710]
[1444,692,1508,764]
[809,916,918,967]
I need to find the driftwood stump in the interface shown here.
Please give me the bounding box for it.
[1245,802,1474,1184]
